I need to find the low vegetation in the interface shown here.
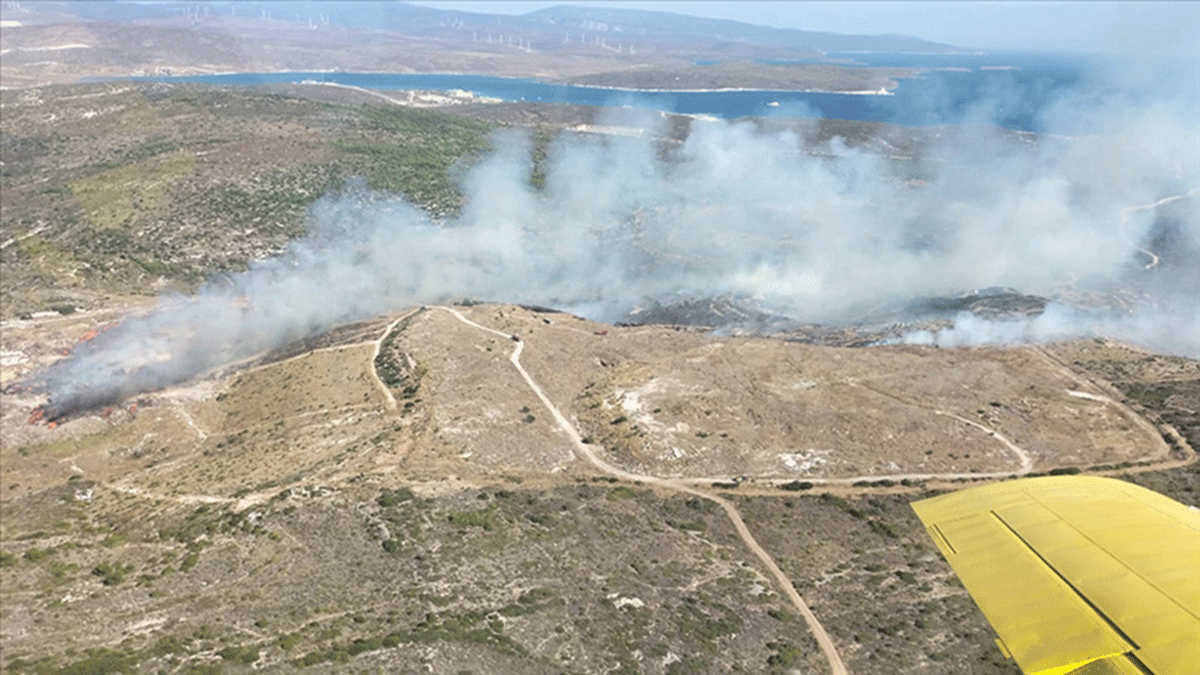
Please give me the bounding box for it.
[0,84,495,315]
[2,81,1195,675]
[374,312,426,400]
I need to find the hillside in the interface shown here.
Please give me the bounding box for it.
[1,81,965,320]
[2,300,1197,674]
[1,15,1197,672]
[2,84,1196,667]
[0,1,954,89]
[6,151,1194,672]
[0,82,493,315]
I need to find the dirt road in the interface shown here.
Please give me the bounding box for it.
[371,312,419,412]
[433,306,851,675]
[851,380,1033,475]
[1119,186,1198,269]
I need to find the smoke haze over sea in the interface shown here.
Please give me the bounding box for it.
[25,55,1200,418]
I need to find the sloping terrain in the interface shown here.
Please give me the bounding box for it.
[1,82,958,320]
[2,302,1195,674]
[0,82,494,315]
[2,67,1196,675]
[0,1,947,90]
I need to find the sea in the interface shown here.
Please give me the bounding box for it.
[139,52,1176,133]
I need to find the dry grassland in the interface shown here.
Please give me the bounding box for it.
[1,303,1195,675]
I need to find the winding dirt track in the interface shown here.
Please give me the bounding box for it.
[371,312,418,412]
[432,306,850,675]
[62,299,1196,675]
[1118,186,1198,269]
[846,380,1034,480]
[423,304,1199,675]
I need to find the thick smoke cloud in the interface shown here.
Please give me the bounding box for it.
[29,60,1200,416]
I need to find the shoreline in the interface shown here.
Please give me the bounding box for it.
[556,82,897,95]
[123,69,901,96]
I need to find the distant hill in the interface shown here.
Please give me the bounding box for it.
[1,1,965,88]
[521,5,967,54]
[4,1,969,57]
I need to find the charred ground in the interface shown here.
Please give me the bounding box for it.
[2,78,1197,675]
[2,302,1197,675]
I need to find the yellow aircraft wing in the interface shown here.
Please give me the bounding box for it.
[911,475,1200,675]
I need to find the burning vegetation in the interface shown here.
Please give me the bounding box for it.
[12,321,153,424]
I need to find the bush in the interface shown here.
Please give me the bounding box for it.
[179,551,200,572]
[868,519,898,539]
[22,547,52,562]
[56,648,137,675]
[766,640,801,668]
[91,561,133,586]
[276,633,301,651]
[216,645,260,664]
[377,487,413,508]
[448,508,495,531]
[780,481,814,491]
[819,493,853,514]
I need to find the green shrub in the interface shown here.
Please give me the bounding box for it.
[868,519,898,539]
[90,561,133,586]
[448,508,495,531]
[22,547,51,562]
[276,633,301,651]
[217,645,260,664]
[179,551,200,572]
[766,640,801,668]
[57,649,137,674]
[377,488,413,508]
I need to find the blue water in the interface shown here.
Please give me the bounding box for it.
[141,53,1106,132]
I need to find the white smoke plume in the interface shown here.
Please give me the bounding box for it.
[26,59,1200,417]
[897,300,1200,358]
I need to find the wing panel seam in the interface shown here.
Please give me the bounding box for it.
[988,509,1141,652]
[1025,490,1200,623]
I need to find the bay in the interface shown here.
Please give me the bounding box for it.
[140,53,1102,132]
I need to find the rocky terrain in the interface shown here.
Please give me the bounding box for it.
[2,298,1196,675]
[2,16,1197,674]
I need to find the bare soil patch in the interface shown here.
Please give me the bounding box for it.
[2,303,1194,675]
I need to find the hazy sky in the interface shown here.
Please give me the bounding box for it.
[409,1,1200,55]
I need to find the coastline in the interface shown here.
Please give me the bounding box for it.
[556,82,897,95]
[131,69,902,97]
